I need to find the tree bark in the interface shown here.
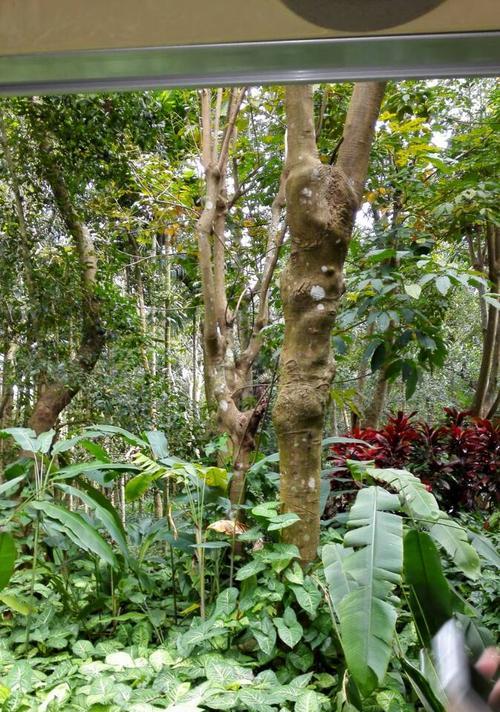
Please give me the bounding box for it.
[195,88,286,510]
[273,83,385,563]
[471,224,499,417]
[363,366,389,429]
[27,119,105,434]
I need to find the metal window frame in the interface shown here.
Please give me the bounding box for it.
[1,31,499,95]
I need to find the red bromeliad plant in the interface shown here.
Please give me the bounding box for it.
[328,409,499,512]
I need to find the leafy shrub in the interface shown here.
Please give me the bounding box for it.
[328,409,499,512]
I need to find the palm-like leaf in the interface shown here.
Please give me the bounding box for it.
[323,486,403,696]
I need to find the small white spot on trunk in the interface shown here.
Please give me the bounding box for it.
[317,303,325,311]
[310,285,326,300]
[321,265,328,273]
[206,200,213,210]
[220,400,229,412]
[216,325,222,338]
[308,477,316,490]
[301,187,313,198]
[303,534,310,542]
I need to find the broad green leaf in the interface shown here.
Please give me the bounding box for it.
[468,532,500,569]
[0,474,26,496]
[435,275,451,295]
[0,532,16,592]
[125,472,156,501]
[400,656,445,712]
[332,487,403,696]
[145,430,169,458]
[35,430,55,454]
[235,559,266,580]
[290,578,322,617]
[252,501,279,519]
[72,640,95,658]
[267,512,301,531]
[404,283,422,299]
[403,530,453,647]
[85,424,148,447]
[295,689,326,712]
[53,461,138,481]
[4,661,34,693]
[0,427,38,452]
[56,483,129,557]
[322,543,356,614]
[275,607,303,648]
[252,614,277,655]
[30,501,116,567]
[0,593,33,615]
[429,514,480,580]
[39,682,71,712]
[284,561,304,585]
[364,465,440,523]
[212,587,239,619]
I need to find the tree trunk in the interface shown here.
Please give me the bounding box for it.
[363,367,389,429]
[273,83,385,563]
[27,119,105,435]
[195,88,286,510]
[472,224,499,417]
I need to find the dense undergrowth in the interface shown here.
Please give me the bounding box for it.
[0,420,498,712]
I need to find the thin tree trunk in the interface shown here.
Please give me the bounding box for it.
[363,367,389,429]
[472,224,499,417]
[273,83,385,563]
[27,117,105,435]
[195,88,286,510]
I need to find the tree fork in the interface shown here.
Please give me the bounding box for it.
[273,83,385,563]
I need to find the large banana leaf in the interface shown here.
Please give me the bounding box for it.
[403,530,453,647]
[429,513,480,580]
[323,486,403,696]
[363,466,440,523]
[354,464,481,579]
[30,501,116,567]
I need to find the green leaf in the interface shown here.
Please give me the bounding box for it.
[85,424,148,447]
[267,512,301,531]
[252,501,279,519]
[404,283,422,299]
[0,532,16,592]
[0,593,33,615]
[295,689,325,712]
[429,514,480,580]
[329,487,403,696]
[403,530,453,647]
[322,542,356,613]
[252,614,277,655]
[290,578,322,617]
[30,501,116,567]
[364,466,440,523]
[435,275,451,296]
[53,461,137,481]
[235,559,266,581]
[400,656,445,712]
[0,474,26,497]
[212,587,238,619]
[145,430,169,458]
[56,483,129,557]
[402,361,418,400]
[125,473,156,501]
[0,427,38,452]
[275,607,303,648]
[468,532,500,569]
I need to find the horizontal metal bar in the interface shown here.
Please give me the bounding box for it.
[0,32,499,95]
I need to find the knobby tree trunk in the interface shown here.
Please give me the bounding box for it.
[27,117,105,434]
[273,83,385,563]
[471,224,499,417]
[195,88,286,509]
